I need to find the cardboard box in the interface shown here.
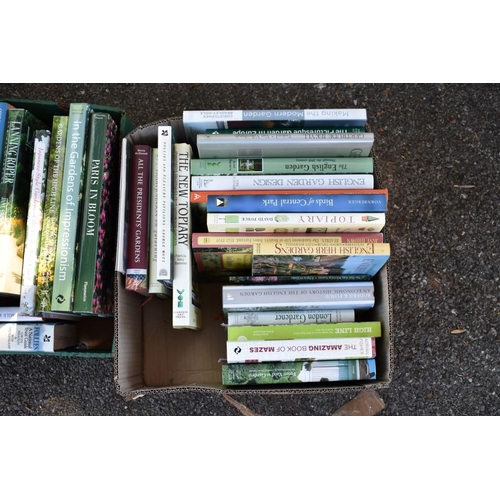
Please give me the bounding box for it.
[0,99,134,358]
[114,119,393,396]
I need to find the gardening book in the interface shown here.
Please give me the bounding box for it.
[191,173,374,191]
[51,103,92,311]
[226,308,355,326]
[227,321,381,341]
[206,126,366,135]
[172,142,202,329]
[196,132,374,158]
[192,232,384,278]
[221,359,377,385]
[227,275,372,285]
[0,108,48,298]
[19,129,51,315]
[35,116,69,312]
[226,336,376,363]
[0,322,77,352]
[251,241,391,277]
[222,282,375,312]
[73,112,118,314]
[190,156,374,175]
[206,212,385,233]
[206,192,387,213]
[183,108,367,145]
[125,144,151,296]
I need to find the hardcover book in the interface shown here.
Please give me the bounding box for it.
[183,109,368,145]
[156,125,174,288]
[73,112,118,314]
[221,359,377,385]
[35,116,69,312]
[125,144,151,295]
[227,275,372,285]
[172,142,202,329]
[251,241,391,277]
[192,232,384,278]
[0,108,48,298]
[206,212,386,233]
[222,281,375,312]
[226,308,355,326]
[226,336,377,363]
[206,126,366,135]
[191,173,374,191]
[227,321,381,341]
[148,148,170,297]
[206,192,387,213]
[0,102,11,167]
[0,322,77,352]
[190,156,374,175]
[51,103,92,311]
[19,129,51,315]
[196,132,374,158]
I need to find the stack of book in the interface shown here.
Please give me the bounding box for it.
[181,108,390,386]
[0,101,122,350]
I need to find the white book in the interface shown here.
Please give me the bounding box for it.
[172,143,202,329]
[149,148,170,297]
[20,130,51,316]
[206,212,385,233]
[226,309,355,326]
[222,282,375,312]
[226,337,376,363]
[197,132,373,158]
[156,125,174,286]
[183,109,368,144]
[191,174,373,191]
[0,322,77,352]
[115,137,129,274]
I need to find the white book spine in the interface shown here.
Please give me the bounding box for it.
[226,337,376,363]
[207,212,385,233]
[226,309,356,326]
[149,148,169,296]
[115,137,129,274]
[0,323,55,352]
[20,131,51,315]
[172,143,202,329]
[191,174,373,191]
[157,126,173,285]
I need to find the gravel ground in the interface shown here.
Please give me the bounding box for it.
[1,83,499,416]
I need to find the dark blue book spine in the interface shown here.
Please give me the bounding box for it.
[0,102,9,166]
[206,193,387,213]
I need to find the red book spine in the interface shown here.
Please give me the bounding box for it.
[125,144,151,294]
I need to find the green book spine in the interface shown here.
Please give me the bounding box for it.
[73,113,118,314]
[0,108,48,296]
[35,116,69,312]
[221,359,377,385]
[51,103,91,311]
[20,129,51,315]
[227,321,381,341]
[190,157,374,175]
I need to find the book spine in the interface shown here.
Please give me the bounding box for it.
[191,174,374,191]
[197,132,373,159]
[0,109,47,297]
[227,275,372,284]
[19,130,51,315]
[125,144,151,295]
[0,322,55,352]
[221,359,377,385]
[51,103,91,311]
[226,336,376,363]
[206,193,387,213]
[226,309,356,326]
[206,212,386,233]
[172,143,202,329]
[227,321,381,341]
[222,282,375,312]
[35,116,69,312]
[73,113,118,314]
[156,125,173,286]
[115,137,130,274]
[190,157,373,175]
[148,148,169,296]
[206,126,366,135]
[0,102,9,167]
